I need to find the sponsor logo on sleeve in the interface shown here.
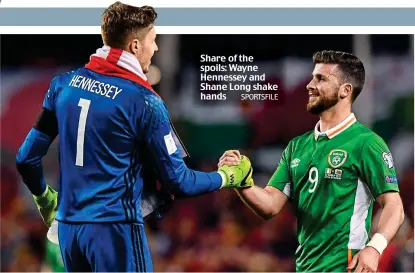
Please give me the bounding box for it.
[385,175,398,184]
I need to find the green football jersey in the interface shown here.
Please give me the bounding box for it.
[268,113,399,272]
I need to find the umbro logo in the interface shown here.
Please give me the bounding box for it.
[291,158,301,168]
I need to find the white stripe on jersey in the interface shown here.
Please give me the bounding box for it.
[347,179,372,249]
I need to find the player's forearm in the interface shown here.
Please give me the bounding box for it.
[181,170,222,195]
[172,166,222,196]
[235,186,281,220]
[374,198,404,242]
[16,128,51,196]
[366,193,405,255]
[147,125,222,196]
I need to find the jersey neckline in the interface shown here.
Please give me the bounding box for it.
[314,113,357,140]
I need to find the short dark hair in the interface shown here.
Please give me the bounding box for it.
[313,50,365,102]
[101,1,157,49]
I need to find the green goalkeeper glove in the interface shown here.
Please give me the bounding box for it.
[218,155,254,188]
[33,184,58,228]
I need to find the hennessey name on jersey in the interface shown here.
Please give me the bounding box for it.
[69,75,123,100]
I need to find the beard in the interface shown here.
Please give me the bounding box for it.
[307,88,339,115]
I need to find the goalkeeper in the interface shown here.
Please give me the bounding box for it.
[219,50,405,272]
[15,2,253,272]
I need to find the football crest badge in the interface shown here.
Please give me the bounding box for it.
[328,149,348,168]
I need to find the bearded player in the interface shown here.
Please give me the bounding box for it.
[219,50,404,272]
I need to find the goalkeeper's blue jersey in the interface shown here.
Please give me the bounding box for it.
[44,68,221,224]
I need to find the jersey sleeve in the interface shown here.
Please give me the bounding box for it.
[137,93,222,196]
[42,76,59,111]
[359,135,400,199]
[16,76,60,196]
[267,141,292,197]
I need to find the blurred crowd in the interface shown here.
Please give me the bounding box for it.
[1,34,414,272]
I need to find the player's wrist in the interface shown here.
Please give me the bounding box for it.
[40,185,49,197]
[34,184,57,207]
[366,233,388,255]
[32,184,48,198]
[217,170,228,188]
[34,186,49,205]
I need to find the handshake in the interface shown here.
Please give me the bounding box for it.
[217,150,254,189]
[32,150,254,229]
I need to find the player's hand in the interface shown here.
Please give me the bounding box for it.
[347,246,380,273]
[218,155,254,188]
[33,184,58,228]
[218,150,241,167]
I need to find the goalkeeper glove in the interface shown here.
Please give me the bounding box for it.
[33,184,58,227]
[218,155,254,188]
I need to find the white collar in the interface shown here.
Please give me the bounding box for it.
[314,113,357,140]
[91,45,147,81]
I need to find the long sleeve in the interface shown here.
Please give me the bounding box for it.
[16,127,54,195]
[16,78,59,196]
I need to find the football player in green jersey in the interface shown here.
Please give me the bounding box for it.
[219,50,404,272]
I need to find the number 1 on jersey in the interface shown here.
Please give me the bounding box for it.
[76,98,91,166]
[308,167,319,193]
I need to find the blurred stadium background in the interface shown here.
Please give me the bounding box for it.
[1,34,414,272]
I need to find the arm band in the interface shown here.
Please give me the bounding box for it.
[366,233,388,255]
[34,108,58,138]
